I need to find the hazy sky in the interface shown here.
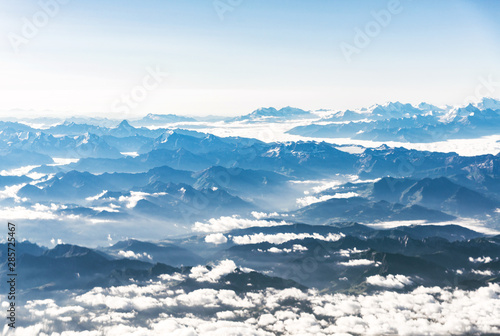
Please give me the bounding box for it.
[1,0,499,118]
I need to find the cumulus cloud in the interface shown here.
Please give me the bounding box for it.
[469,256,495,263]
[25,299,84,318]
[118,250,153,260]
[258,314,277,326]
[189,260,238,283]
[50,238,63,246]
[338,259,377,267]
[336,248,368,258]
[232,232,344,245]
[158,273,185,282]
[7,280,500,336]
[259,245,308,254]
[0,184,28,203]
[471,270,494,276]
[205,233,228,245]
[33,203,66,212]
[291,244,308,252]
[193,216,290,233]
[251,211,280,219]
[366,274,414,289]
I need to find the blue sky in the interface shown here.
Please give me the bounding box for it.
[1,0,499,117]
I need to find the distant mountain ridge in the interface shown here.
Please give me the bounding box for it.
[228,106,314,122]
[2,222,497,294]
[321,176,500,218]
[288,98,500,142]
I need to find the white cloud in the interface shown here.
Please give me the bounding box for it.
[0,184,28,203]
[0,203,84,222]
[336,248,367,258]
[118,191,148,208]
[75,285,164,311]
[471,270,494,276]
[50,238,63,246]
[292,244,308,252]
[49,158,80,166]
[296,192,359,207]
[33,203,66,212]
[258,314,277,326]
[368,218,500,236]
[232,232,344,245]
[311,180,346,193]
[118,250,152,260]
[261,245,308,254]
[338,259,376,267]
[175,288,219,307]
[217,310,237,320]
[251,211,280,219]
[0,165,40,177]
[205,233,228,245]
[193,216,290,233]
[90,205,120,213]
[120,152,139,158]
[85,190,108,201]
[29,174,54,186]
[158,273,185,282]
[0,206,58,220]
[25,299,84,318]
[118,191,167,208]
[296,195,336,207]
[10,281,500,336]
[189,260,238,283]
[366,274,414,289]
[469,256,495,263]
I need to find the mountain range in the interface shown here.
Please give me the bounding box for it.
[1,101,499,336]
[288,99,500,142]
[2,222,497,294]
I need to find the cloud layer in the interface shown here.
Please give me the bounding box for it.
[5,273,500,336]
[193,216,290,233]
